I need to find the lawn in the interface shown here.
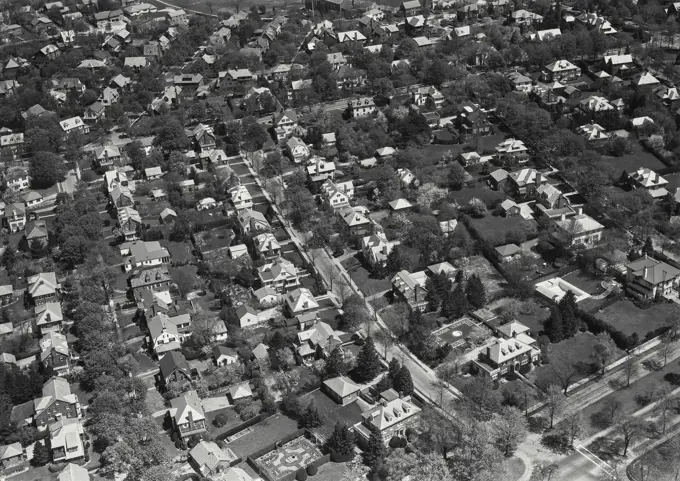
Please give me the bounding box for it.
[313,461,355,481]
[226,414,299,459]
[599,143,665,175]
[488,297,550,335]
[595,299,680,339]
[560,269,615,312]
[161,239,194,263]
[468,214,538,247]
[341,256,391,297]
[529,332,625,387]
[451,183,506,207]
[465,255,506,299]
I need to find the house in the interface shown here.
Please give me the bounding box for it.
[229,383,253,402]
[327,52,348,70]
[229,244,248,259]
[35,302,63,334]
[219,69,257,90]
[252,286,281,308]
[59,116,89,137]
[129,267,172,301]
[27,272,60,306]
[338,205,372,237]
[392,270,428,312]
[471,333,540,380]
[166,8,188,25]
[507,71,533,92]
[285,288,319,316]
[495,243,521,263]
[111,74,132,90]
[362,231,395,267]
[255,232,281,259]
[307,157,336,183]
[626,167,669,198]
[229,185,254,211]
[286,137,309,164]
[119,241,170,276]
[577,123,609,143]
[625,256,680,300]
[158,351,192,386]
[0,285,13,305]
[552,214,604,247]
[159,208,176,224]
[110,186,134,210]
[197,197,218,211]
[21,191,43,208]
[0,443,25,470]
[401,0,421,16]
[273,110,298,142]
[34,377,81,427]
[144,166,164,180]
[213,345,239,366]
[325,30,367,47]
[580,96,614,113]
[542,59,581,83]
[321,179,353,209]
[495,138,529,163]
[397,168,418,188]
[40,331,70,375]
[457,101,491,138]
[348,97,376,118]
[50,418,85,462]
[57,464,90,481]
[499,199,533,220]
[296,320,340,363]
[117,206,142,241]
[95,145,122,168]
[4,202,26,233]
[410,86,444,109]
[235,305,260,328]
[354,391,421,446]
[633,71,660,90]
[192,123,216,152]
[5,171,30,192]
[258,258,299,292]
[190,441,238,477]
[603,54,634,76]
[507,168,547,198]
[0,132,25,158]
[237,209,270,235]
[171,390,206,439]
[323,376,361,405]
[147,312,188,358]
[512,9,543,25]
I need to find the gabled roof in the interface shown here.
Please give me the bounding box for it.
[323,375,360,398]
[58,463,90,481]
[190,441,237,471]
[171,390,205,424]
[159,351,190,379]
[28,272,58,297]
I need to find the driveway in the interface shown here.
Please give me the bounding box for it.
[201,396,231,412]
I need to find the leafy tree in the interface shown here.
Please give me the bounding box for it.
[442,283,468,319]
[32,440,51,466]
[591,332,617,375]
[388,358,401,383]
[153,117,189,152]
[614,416,647,456]
[448,162,466,190]
[458,376,501,421]
[341,294,370,332]
[465,274,486,309]
[325,422,355,457]
[393,365,414,395]
[324,347,350,379]
[545,307,563,343]
[29,151,66,188]
[425,277,441,312]
[559,290,579,338]
[380,448,453,481]
[448,421,504,481]
[355,336,382,382]
[492,406,528,456]
[170,266,195,299]
[242,118,268,152]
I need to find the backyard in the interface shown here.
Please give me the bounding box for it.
[598,142,666,175]
[451,183,506,207]
[468,214,538,247]
[341,255,392,297]
[254,436,323,481]
[465,255,506,299]
[226,414,299,459]
[595,299,679,339]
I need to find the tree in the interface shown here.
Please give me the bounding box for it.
[153,117,189,152]
[373,329,395,359]
[393,365,414,395]
[660,332,673,368]
[652,387,676,434]
[341,295,370,332]
[601,397,622,426]
[465,274,486,309]
[559,290,579,338]
[380,448,453,481]
[548,350,581,395]
[242,119,268,152]
[591,332,617,375]
[425,277,441,312]
[535,462,560,481]
[468,198,487,218]
[171,266,195,299]
[325,422,355,457]
[324,347,350,379]
[190,309,221,347]
[545,307,563,343]
[459,376,501,421]
[562,411,585,447]
[32,440,51,466]
[363,427,386,468]
[544,385,566,429]
[355,336,381,382]
[614,416,646,456]
[624,352,640,387]
[275,348,295,371]
[443,283,468,319]
[448,421,504,481]
[492,406,528,456]
[30,151,66,188]
[299,401,323,429]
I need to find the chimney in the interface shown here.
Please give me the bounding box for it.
[560,213,566,221]
[486,345,491,358]
[663,270,668,283]
[643,265,649,279]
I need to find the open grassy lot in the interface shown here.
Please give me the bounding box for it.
[529,332,625,387]
[465,255,507,299]
[595,299,679,339]
[469,214,538,247]
[599,143,666,175]
[451,183,506,207]
[341,255,391,297]
[313,461,355,481]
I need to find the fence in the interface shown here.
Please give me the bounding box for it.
[216,413,266,441]
[246,429,314,481]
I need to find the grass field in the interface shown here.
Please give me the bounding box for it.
[146,0,302,15]
[451,183,506,207]
[227,414,299,459]
[466,255,506,299]
[599,143,666,175]
[595,299,679,339]
[469,214,538,247]
[341,256,391,297]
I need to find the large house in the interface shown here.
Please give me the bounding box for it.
[192,123,216,152]
[27,272,60,305]
[229,185,253,211]
[348,97,376,118]
[625,167,669,199]
[296,320,340,364]
[147,311,190,358]
[321,179,353,209]
[495,138,529,164]
[273,109,298,141]
[121,240,171,272]
[506,168,547,198]
[286,137,309,163]
[307,157,336,183]
[471,321,540,380]
[158,351,193,387]
[0,443,25,470]
[189,441,238,477]
[129,267,172,301]
[551,214,604,247]
[625,256,680,300]
[362,231,395,267]
[34,377,81,428]
[237,209,270,235]
[4,202,26,233]
[258,258,299,292]
[40,331,71,376]
[354,390,421,446]
[285,288,319,316]
[255,232,280,258]
[171,390,207,439]
[50,418,85,463]
[36,301,64,334]
[541,59,581,82]
[337,206,372,237]
[392,270,428,312]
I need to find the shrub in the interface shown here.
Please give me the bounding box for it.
[213,413,228,428]
[296,468,308,481]
[306,465,318,476]
[388,436,401,449]
[664,372,680,386]
[81,170,98,182]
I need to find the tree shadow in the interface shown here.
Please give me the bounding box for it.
[589,436,623,460]
[590,411,613,430]
[528,415,550,434]
[540,432,573,455]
